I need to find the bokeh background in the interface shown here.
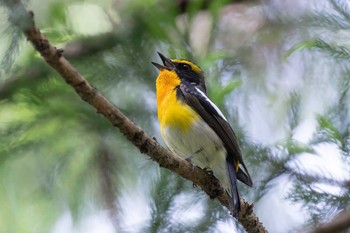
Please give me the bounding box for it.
[0,0,349,232]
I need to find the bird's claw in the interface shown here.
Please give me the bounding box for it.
[203,167,214,176]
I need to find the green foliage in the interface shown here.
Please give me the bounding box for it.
[1,0,350,232]
[317,116,343,145]
[285,38,350,60]
[0,27,22,76]
[209,79,241,109]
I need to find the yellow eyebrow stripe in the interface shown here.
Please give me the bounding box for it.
[171,59,202,74]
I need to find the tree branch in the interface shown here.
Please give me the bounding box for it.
[3,1,267,232]
[63,32,121,59]
[0,32,121,99]
[308,210,350,233]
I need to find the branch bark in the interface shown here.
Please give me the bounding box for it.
[308,210,350,233]
[3,1,267,232]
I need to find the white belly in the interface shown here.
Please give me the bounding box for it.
[162,120,230,192]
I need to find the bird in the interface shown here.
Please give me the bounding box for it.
[152,52,252,216]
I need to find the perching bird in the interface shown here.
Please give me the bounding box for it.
[152,52,252,216]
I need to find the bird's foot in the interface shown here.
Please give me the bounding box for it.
[203,167,214,177]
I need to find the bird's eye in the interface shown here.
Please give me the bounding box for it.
[180,63,191,70]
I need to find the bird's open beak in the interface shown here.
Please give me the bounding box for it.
[152,52,175,71]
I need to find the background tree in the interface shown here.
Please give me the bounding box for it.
[0,0,349,233]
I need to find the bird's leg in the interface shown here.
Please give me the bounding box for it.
[185,147,203,163]
[185,148,215,178]
[185,148,203,173]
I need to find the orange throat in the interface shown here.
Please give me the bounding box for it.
[156,70,199,133]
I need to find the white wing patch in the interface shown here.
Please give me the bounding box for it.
[195,87,228,121]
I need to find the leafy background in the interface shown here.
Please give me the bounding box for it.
[0,0,349,232]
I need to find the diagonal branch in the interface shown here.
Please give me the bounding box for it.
[308,210,350,233]
[2,1,267,232]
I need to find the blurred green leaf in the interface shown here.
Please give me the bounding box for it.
[317,116,343,144]
[209,79,241,108]
[285,38,350,60]
[284,40,316,60]
[282,139,314,155]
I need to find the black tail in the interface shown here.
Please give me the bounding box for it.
[236,162,253,187]
[226,158,241,216]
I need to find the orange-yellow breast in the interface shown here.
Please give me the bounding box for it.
[156,69,200,133]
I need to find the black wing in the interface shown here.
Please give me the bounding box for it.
[178,82,253,187]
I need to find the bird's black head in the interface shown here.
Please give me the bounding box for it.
[152,52,207,93]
